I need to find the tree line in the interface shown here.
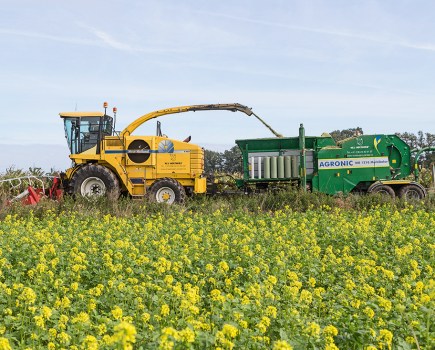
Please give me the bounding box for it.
[205,128,435,174]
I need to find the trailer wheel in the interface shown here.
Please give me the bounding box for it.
[369,184,395,198]
[147,178,186,204]
[69,164,120,198]
[399,184,426,201]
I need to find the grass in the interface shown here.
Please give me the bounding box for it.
[1,187,435,221]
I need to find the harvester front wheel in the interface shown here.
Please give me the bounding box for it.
[69,164,120,198]
[147,178,186,204]
[399,184,426,201]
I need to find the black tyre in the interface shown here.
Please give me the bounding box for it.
[399,184,426,201]
[147,178,186,204]
[370,184,395,198]
[69,164,120,198]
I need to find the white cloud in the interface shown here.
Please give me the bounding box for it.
[0,28,100,47]
[194,10,435,53]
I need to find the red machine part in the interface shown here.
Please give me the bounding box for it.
[22,187,44,205]
[9,177,64,205]
[48,177,63,200]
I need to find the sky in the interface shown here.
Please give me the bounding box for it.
[0,0,434,171]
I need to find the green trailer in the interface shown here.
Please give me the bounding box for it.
[235,124,431,199]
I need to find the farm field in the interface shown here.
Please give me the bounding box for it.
[0,202,434,349]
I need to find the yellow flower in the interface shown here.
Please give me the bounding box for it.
[82,335,99,350]
[257,316,271,334]
[161,327,180,341]
[299,290,313,305]
[42,306,52,319]
[268,275,278,285]
[113,321,137,349]
[72,312,90,324]
[179,327,195,343]
[161,304,170,317]
[142,312,151,323]
[272,340,293,350]
[88,298,97,311]
[364,307,375,319]
[239,320,248,329]
[19,287,36,304]
[222,324,238,338]
[415,281,424,293]
[266,306,278,319]
[164,274,174,285]
[111,306,123,320]
[323,325,338,337]
[218,261,229,274]
[0,337,12,350]
[210,289,225,302]
[308,277,316,287]
[97,324,107,336]
[377,329,393,349]
[305,322,320,337]
[48,328,57,340]
[57,331,71,345]
[34,315,45,329]
[71,282,79,291]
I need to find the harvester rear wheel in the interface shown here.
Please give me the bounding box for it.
[369,184,395,198]
[147,178,186,204]
[69,164,120,198]
[399,184,426,201]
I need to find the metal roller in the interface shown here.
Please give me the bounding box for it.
[291,156,298,178]
[278,156,285,178]
[271,156,278,178]
[284,156,291,178]
[263,157,271,179]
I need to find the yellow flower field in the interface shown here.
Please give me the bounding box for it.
[0,205,433,349]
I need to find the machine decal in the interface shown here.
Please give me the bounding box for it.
[374,136,382,154]
[158,140,175,153]
[318,156,389,170]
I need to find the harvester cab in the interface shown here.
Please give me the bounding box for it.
[60,111,114,155]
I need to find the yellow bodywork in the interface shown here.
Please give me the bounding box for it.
[68,135,205,196]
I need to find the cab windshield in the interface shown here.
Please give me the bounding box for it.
[63,116,113,154]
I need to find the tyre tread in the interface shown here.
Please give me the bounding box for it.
[68,164,120,198]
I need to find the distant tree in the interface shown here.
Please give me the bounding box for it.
[329,127,364,142]
[204,146,243,174]
[204,149,223,174]
[395,131,435,167]
[395,132,418,149]
[222,146,242,174]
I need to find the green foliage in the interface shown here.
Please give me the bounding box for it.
[329,127,364,142]
[204,146,242,174]
[204,149,223,174]
[395,131,435,167]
